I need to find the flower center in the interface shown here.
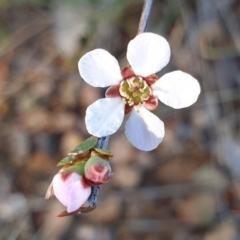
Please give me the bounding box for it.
[119,77,151,106]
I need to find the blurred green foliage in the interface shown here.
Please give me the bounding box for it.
[0,0,143,7]
[0,0,51,7]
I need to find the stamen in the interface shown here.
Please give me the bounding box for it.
[119,76,152,106]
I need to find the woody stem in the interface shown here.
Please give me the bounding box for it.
[88,0,153,208]
[138,0,153,34]
[87,137,109,207]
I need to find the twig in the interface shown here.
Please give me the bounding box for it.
[138,0,153,34]
[88,0,153,209]
[96,136,110,150]
[87,137,110,207]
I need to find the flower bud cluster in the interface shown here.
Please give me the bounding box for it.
[45,137,112,217]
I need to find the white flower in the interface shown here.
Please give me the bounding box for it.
[78,32,200,151]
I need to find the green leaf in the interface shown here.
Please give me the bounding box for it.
[64,161,86,175]
[69,137,98,154]
[57,156,73,166]
[94,148,113,157]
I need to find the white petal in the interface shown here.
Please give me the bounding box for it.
[152,71,201,109]
[127,32,171,76]
[67,177,91,213]
[125,107,165,151]
[78,49,122,87]
[86,98,124,137]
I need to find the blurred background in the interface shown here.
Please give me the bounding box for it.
[0,0,240,239]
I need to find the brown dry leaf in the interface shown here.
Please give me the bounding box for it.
[78,82,102,110]
[112,165,142,188]
[60,131,83,155]
[174,193,216,226]
[40,201,72,240]
[110,134,136,166]
[26,152,56,175]
[125,200,159,219]
[87,195,121,223]
[204,219,237,240]
[19,108,50,133]
[0,60,9,89]
[193,165,229,193]
[155,141,209,183]
[50,111,78,133]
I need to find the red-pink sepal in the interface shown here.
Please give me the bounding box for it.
[144,74,158,86]
[121,66,135,79]
[144,95,158,111]
[124,104,133,115]
[105,85,121,98]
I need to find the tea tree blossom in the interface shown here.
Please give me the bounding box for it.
[79,32,201,151]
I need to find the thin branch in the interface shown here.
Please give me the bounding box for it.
[138,0,153,34]
[96,136,110,150]
[88,0,153,209]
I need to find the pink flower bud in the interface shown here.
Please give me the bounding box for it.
[84,156,112,185]
[51,172,91,213]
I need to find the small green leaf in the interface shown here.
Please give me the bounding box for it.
[64,161,86,175]
[69,137,98,154]
[57,156,73,166]
[94,148,113,157]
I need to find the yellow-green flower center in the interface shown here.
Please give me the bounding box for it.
[119,77,151,106]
